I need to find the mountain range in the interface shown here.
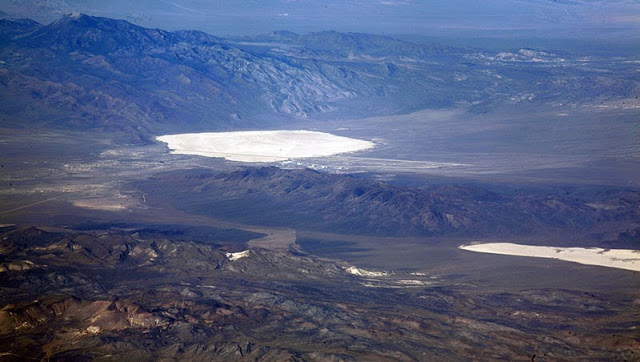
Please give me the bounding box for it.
[2,0,640,36]
[0,13,638,140]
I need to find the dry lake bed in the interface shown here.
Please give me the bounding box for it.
[156,130,375,162]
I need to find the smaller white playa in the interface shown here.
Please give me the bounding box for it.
[156,130,374,163]
[459,243,640,272]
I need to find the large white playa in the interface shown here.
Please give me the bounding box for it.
[156,130,375,162]
[459,243,640,272]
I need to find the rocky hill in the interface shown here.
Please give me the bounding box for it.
[0,225,638,360]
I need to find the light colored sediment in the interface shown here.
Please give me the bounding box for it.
[345,266,390,277]
[226,250,250,261]
[246,228,297,251]
[459,243,640,272]
[72,199,129,211]
[156,130,374,162]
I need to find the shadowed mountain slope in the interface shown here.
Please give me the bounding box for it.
[144,167,640,244]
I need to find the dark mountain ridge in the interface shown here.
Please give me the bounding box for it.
[144,167,640,245]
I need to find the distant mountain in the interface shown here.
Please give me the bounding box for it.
[0,14,637,139]
[0,14,375,136]
[2,0,639,36]
[0,18,41,42]
[241,30,461,58]
[0,14,465,136]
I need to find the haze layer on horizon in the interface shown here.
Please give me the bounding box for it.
[1,0,639,38]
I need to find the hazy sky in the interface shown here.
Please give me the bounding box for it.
[1,0,640,36]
